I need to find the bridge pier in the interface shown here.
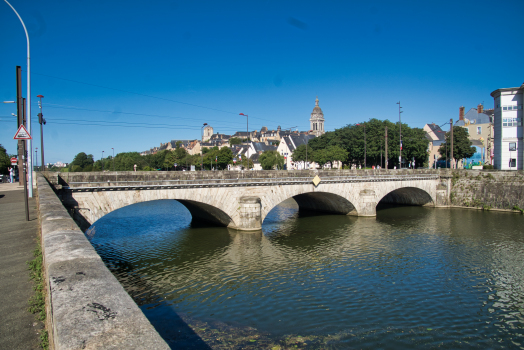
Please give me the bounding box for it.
[236,196,262,231]
[358,189,377,216]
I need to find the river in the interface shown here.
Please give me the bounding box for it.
[86,199,524,349]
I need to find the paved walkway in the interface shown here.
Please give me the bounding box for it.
[0,183,43,349]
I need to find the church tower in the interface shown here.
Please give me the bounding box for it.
[310,96,325,136]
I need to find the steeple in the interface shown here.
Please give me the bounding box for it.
[310,96,325,137]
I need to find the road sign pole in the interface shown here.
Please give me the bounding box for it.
[22,140,29,221]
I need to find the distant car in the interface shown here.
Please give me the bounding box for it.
[435,159,450,168]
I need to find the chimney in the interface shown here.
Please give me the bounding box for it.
[477,104,483,114]
[459,106,465,121]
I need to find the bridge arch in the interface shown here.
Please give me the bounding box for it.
[259,186,359,224]
[377,187,434,207]
[66,189,236,231]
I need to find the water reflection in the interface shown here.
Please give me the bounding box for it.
[88,199,524,349]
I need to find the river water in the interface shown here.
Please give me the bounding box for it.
[87,199,524,349]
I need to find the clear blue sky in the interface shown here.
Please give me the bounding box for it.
[1,0,523,164]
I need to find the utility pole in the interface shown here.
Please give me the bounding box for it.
[16,66,24,185]
[22,97,29,220]
[385,126,388,169]
[37,94,46,171]
[450,119,454,169]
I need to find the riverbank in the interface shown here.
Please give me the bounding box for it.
[0,183,44,349]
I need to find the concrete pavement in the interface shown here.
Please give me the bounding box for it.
[0,183,44,349]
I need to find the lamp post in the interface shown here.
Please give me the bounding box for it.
[112,148,115,171]
[5,0,33,197]
[37,94,46,171]
[357,123,366,169]
[397,101,403,169]
[201,123,207,171]
[102,151,104,171]
[239,113,248,142]
[35,147,38,170]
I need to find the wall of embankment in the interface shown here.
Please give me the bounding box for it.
[36,174,169,350]
[449,170,524,212]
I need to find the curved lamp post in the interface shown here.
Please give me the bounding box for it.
[5,0,32,196]
[397,101,403,169]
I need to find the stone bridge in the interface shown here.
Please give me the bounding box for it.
[48,169,451,231]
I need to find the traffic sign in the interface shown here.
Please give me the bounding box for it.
[10,157,17,165]
[13,124,32,140]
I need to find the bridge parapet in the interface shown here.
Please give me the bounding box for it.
[58,173,442,192]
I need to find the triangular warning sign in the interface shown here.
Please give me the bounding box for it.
[13,124,32,140]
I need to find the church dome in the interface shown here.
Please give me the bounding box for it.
[311,97,324,119]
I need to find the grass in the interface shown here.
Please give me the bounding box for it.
[27,244,49,349]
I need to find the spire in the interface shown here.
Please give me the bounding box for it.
[315,96,319,106]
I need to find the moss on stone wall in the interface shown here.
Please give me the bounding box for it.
[449,170,524,212]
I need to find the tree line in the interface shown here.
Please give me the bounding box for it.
[291,119,430,168]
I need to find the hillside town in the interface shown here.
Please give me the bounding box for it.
[137,83,523,171]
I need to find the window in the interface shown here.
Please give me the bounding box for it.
[509,159,516,168]
[477,126,481,135]
[503,117,518,127]
[502,105,522,111]
[509,143,517,151]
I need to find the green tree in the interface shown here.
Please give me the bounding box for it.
[259,150,285,170]
[0,144,11,175]
[291,144,313,163]
[438,126,476,165]
[69,152,94,171]
[164,147,189,170]
[308,119,428,168]
[229,137,242,146]
[326,145,348,166]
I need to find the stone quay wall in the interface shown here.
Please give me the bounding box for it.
[36,174,169,350]
[449,170,524,212]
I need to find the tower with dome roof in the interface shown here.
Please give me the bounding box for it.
[310,96,325,136]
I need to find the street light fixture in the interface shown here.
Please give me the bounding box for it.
[102,151,104,171]
[239,113,249,142]
[112,148,115,171]
[5,0,33,197]
[397,101,403,169]
[201,123,208,171]
[357,123,366,169]
[37,94,46,171]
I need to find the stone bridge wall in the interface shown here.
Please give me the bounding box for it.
[51,170,450,231]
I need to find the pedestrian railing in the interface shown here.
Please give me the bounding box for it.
[63,174,440,192]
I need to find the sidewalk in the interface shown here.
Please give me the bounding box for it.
[0,183,43,349]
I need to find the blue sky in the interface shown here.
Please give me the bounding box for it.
[1,0,523,164]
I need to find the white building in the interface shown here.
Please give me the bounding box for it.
[490,84,523,170]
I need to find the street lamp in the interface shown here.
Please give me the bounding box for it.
[37,94,46,171]
[357,123,366,169]
[201,123,207,171]
[102,151,104,171]
[112,148,115,171]
[5,0,33,197]
[397,101,403,169]
[35,147,38,170]
[239,113,249,142]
